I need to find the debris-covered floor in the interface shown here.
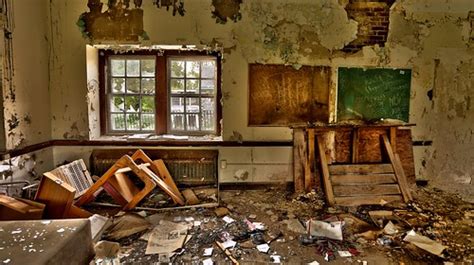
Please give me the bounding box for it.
[93,187,474,264]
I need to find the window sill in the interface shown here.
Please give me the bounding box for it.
[94,134,223,143]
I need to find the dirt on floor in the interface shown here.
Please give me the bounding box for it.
[93,186,474,265]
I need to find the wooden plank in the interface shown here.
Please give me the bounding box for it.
[152,159,184,203]
[329,164,394,175]
[293,129,306,193]
[305,128,315,191]
[333,184,401,197]
[382,134,412,202]
[331,173,397,185]
[317,135,335,205]
[352,128,359,163]
[334,195,403,206]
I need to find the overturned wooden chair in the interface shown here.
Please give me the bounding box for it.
[75,149,185,210]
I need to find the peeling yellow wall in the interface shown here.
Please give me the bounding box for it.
[3,0,52,149]
[6,0,473,199]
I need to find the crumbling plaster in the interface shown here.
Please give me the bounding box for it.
[2,0,469,198]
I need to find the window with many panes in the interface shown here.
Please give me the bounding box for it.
[100,50,221,136]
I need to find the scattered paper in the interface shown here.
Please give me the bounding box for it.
[256,243,270,253]
[57,228,65,233]
[203,247,213,257]
[307,261,320,265]
[184,217,195,222]
[383,221,399,235]
[403,230,447,257]
[307,220,343,241]
[145,221,188,255]
[221,240,237,249]
[193,221,202,227]
[338,250,352,257]
[202,258,213,265]
[222,216,235,224]
[270,255,281,263]
[89,214,110,242]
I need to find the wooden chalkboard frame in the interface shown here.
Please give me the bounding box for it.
[248,64,331,126]
[336,67,412,122]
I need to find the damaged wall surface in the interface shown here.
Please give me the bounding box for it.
[2,0,473,200]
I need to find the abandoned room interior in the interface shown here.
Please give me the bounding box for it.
[0,0,473,264]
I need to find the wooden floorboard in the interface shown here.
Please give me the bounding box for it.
[334,195,403,206]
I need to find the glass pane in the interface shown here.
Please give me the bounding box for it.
[201,98,215,131]
[186,61,200,78]
[170,79,184,94]
[111,78,125,93]
[141,59,155,77]
[141,114,155,130]
[201,61,215,78]
[142,78,155,94]
[186,98,199,113]
[126,78,140,93]
[126,60,140,77]
[170,60,185,77]
[141,96,155,113]
[201,80,215,95]
[126,114,140,130]
[187,114,199,131]
[125,96,140,112]
[171,114,184,130]
[111,59,125,76]
[170,97,184,113]
[111,114,125,130]
[186,79,199,94]
[110,96,124,112]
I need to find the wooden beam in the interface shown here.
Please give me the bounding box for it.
[352,128,360,163]
[316,135,335,206]
[293,129,306,193]
[305,128,315,191]
[329,163,394,175]
[331,173,397,185]
[333,184,401,197]
[382,134,412,202]
[334,195,402,206]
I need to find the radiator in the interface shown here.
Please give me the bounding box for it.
[90,149,218,186]
[50,159,94,199]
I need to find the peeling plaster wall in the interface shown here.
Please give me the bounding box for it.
[45,0,474,198]
[3,0,52,150]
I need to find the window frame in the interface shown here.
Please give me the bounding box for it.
[99,49,222,136]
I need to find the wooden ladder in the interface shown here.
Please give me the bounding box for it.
[318,134,412,206]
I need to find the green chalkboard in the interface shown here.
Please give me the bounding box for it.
[337,67,411,122]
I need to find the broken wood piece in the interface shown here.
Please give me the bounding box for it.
[0,195,45,220]
[76,149,185,210]
[382,134,412,202]
[215,240,240,265]
[115,162,151,174]
[35,172,93,219]
[214,207,230,217]
[316,135,335,206]
[105,213,151,241]
[182,189,200,205]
